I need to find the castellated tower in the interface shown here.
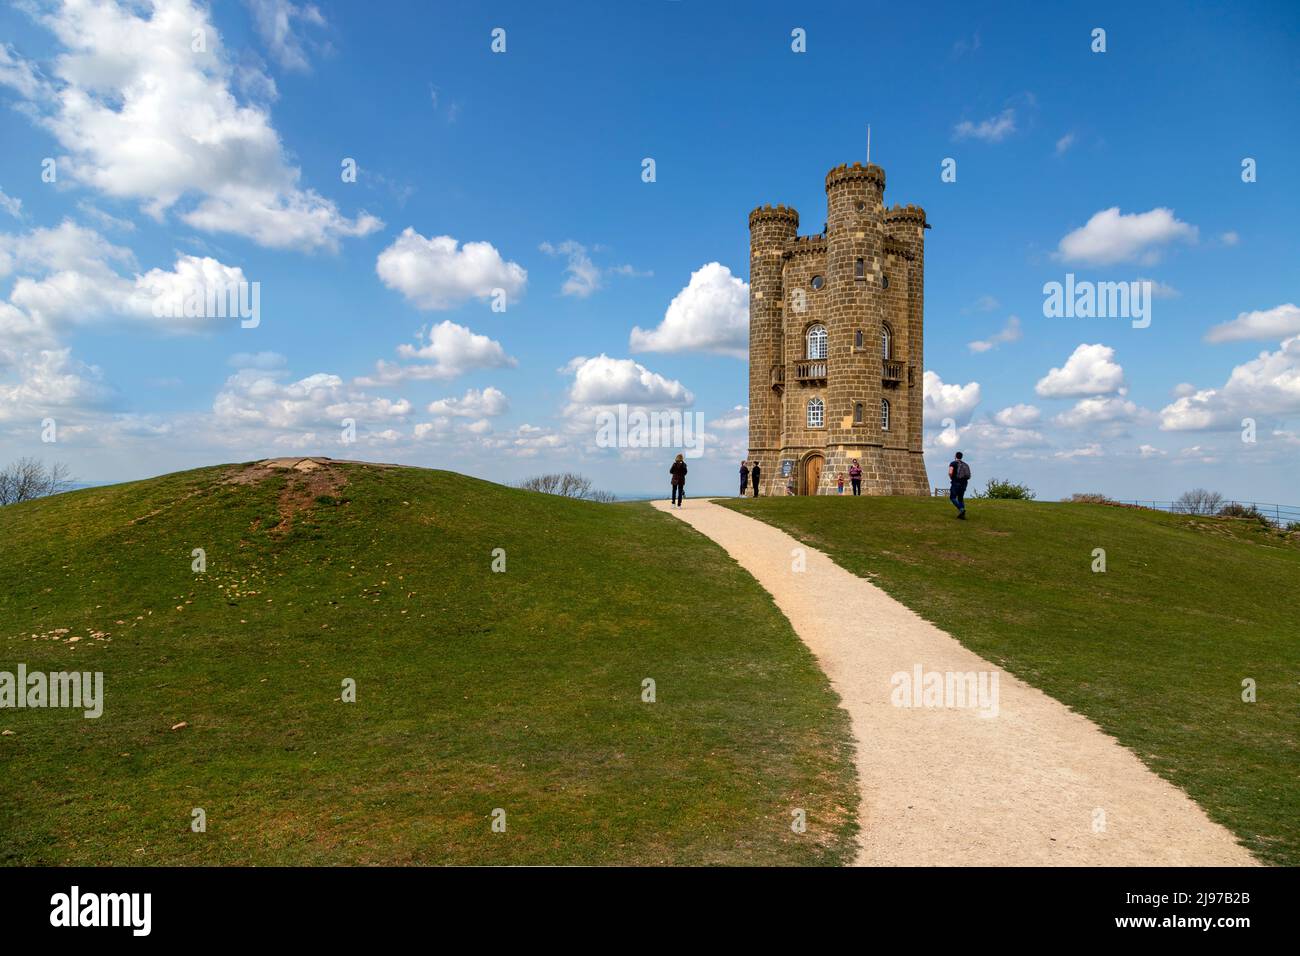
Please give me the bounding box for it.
[747,162,930,496]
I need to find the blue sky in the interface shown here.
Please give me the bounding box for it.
[1,0,1297,500]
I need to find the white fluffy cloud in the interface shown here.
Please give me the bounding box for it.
[213,369,410,430]
[968,315,1022,353]
[993,403,1040,427]
[426,386,509,418]
[1053,396,1144,429]
[376,229,527,310]
[1204,303,1300,344]
[1,0,378,251]
[357,321,516,385]
[1035,344,1125,397]
[564,354,693,409]
[0,348,114,421]
[708,405,749,431]
[1160,335,1300,430]
[1055,207,1197,266]
[923,370,981,424]
[629,262,748,358]
[953,109,1016,142]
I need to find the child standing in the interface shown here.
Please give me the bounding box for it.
[836,473,845,495]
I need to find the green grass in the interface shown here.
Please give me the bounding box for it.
[0,462,858,865]
[719,494,1299,866]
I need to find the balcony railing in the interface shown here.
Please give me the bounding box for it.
[795,360,827,382]
[883,359,904,385]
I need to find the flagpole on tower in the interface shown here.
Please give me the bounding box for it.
[867,124,871,164]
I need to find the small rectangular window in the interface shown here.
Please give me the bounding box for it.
[854,258,865,279]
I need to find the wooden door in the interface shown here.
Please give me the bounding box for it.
[803,454,823,495]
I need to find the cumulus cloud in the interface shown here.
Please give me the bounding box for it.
[1204,303,1300,344]
[1,0,378,251]
[953,109,1016,143]
[923,370,981,424]
[629,262,748,358]
[1053,395,1145,429]
[1055,443,1104,459]
[426,386,509,418]
[1160,335,1300,430]
[1054,207,1197,266]
[357,321,516,385]
[993,403,1040,427]
[563,354,693,409]
[968,315,1022,353]
[376,229,526,310]
[1035,343,1125,397]
[708,405,749,431]
[0,348,114,421]
[213,368,410,431]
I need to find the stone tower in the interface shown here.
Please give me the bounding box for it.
[747,162,929,496]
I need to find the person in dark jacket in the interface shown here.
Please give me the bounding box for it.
[948,451,970,519]
[750,461,761,497]
[739,460,749,496]
[669,453,688,507]
[848,459,863,496]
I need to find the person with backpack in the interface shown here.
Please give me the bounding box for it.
[848,459,863,496]
[948,451,971,519]
[669,454,688,507]
[739,460,750,497]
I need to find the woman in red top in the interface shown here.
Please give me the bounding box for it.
[848,459,863,496]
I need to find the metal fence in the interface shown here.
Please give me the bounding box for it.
[1109,500,1300,527]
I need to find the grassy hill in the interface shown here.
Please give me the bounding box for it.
[0,460,858,866]
[720,494,1299,866]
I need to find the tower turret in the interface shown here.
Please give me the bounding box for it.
[748,203,798,464]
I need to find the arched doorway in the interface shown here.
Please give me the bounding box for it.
[801,453,824,495]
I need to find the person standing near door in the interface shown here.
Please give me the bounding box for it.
[750,461,761,497]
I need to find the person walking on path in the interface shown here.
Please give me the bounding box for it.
[669,454,688,507]
[948,451,971,519]
[739,460,750,497]
[750,461,761,497]
[849,459,863,496]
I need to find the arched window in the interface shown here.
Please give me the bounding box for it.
[881,324,892,360]
[807,397,824,428]
[881,398,891,431]
[854,402,864,424]
[854,329,864,349]
[806,324,827,360]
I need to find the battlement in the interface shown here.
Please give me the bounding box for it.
[748,203,800,229]
[785,234,828,257]
[883,235,916,260]
[884,203,927,226]
[825,162,885,191]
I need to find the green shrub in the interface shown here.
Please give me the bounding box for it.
[1218,503,1273,527]
[1066,493,1114,504]
[976,478,1036,500]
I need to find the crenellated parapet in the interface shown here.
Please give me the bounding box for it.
[883,203,927,227]
[825,162,885,192]
[748,203,800,229]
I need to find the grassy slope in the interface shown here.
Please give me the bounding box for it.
[719,495,1299,866]
[0,463,857,865]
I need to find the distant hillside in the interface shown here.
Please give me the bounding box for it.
[0,459,857,865]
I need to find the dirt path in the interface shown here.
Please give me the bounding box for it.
[653,498,1256,866]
